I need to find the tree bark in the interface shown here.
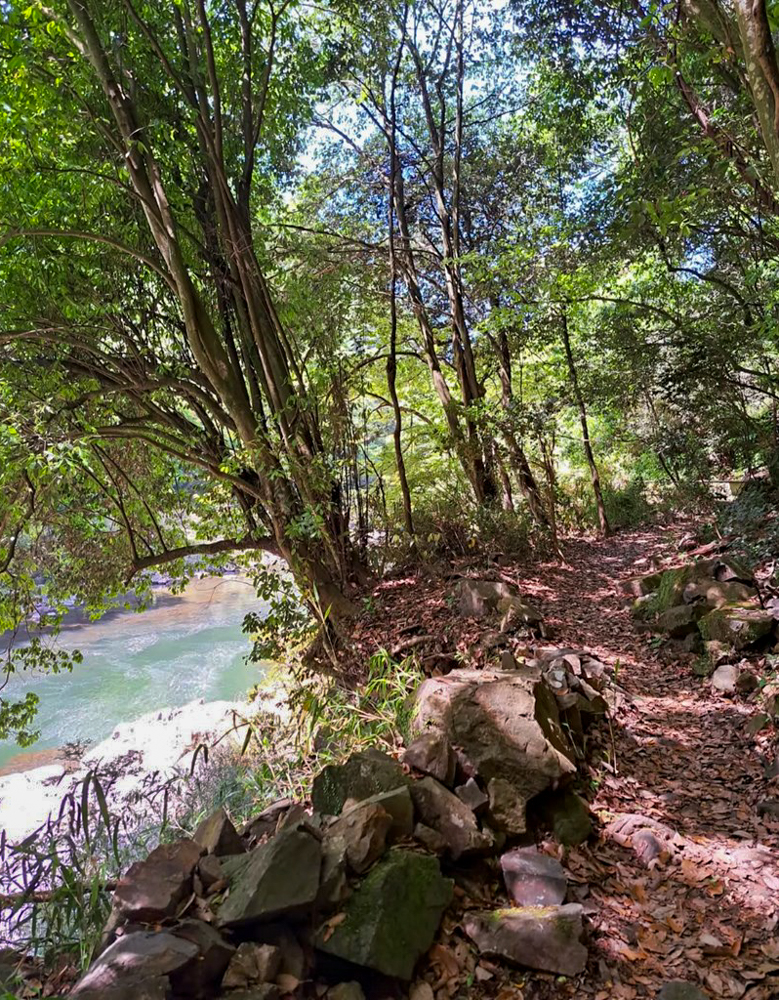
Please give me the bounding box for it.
[560,309,611,537]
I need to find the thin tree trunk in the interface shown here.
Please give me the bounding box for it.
[387,36,415,541]
[561,309,610,537]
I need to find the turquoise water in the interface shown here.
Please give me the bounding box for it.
[0,578,265,769]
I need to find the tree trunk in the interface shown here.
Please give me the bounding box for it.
[561,309,610,537]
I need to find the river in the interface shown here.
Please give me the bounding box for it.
[0,577,265,772]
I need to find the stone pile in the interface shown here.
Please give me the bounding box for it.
[71,628,610,999]
[626,555,777,658]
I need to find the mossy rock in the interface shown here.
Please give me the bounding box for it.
[311,749,409,816]
[314,849,453,979]
[698,604,775,651]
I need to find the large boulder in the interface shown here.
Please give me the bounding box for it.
[464,904,587,977]
[410,667,576,811]
[216,829,321,928]
[698,605,775,650]
[311,749,408,816]
[315,849,453,980]
[72,931,199,997]
[112,839,204,923]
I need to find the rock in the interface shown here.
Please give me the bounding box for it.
[763,681,779,716]
[243,798,293,843]
[500,848,567,906]
[315,849,453,980]
[112,839,203,922]
[325,802,392,874]
[657,605,704,638]
[311,749,408,816]
[657,983,709,1000]
[536,789,593,846]
[194,807,245,857]
[216,829,321,929]
[464,904,587,977]
[487,777,528,834]
[403,731,456,785]
[409,777,492,859]
[356,786,414,840]
[410,668,575,808]
[684,580,756,608]
[170,920,234,997]
[413,823,449,854]
[254,926,309,980]
[318,833,349,906]
[327,984,366,1000]
[736,671,759,694]
[621,572,663,598]
[222,943,281,989]
[698,605,775,651]
[746,713,770,736]
[455,777,489,814]
[497,596,544,631]
[457,579,516,618]
[199,854,226,891]
[72,931,199,996]
[757,798,779,819]
[711,663,739,694]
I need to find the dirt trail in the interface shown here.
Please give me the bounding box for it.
[518,525,779,999]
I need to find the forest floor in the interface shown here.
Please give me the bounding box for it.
[352,523,779,999]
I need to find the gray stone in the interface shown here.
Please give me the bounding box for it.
[243,799,293,843]
[409,777,492,859]
[711,663,739,694]
[413,823,449,854]
[355,786,414,840]
[198,853,225,891]
[222,943,281,989]
[170,920,234,997]
[216,829,321,929]
[757,798,779,819]
[411,668,576,808]
[315,849,453,980]
[657,605,704,638]
[699,605,775,651]
[487,778,528,834]
[457,579,516,618]
[72,932,198,996]
[403,731,456,785]
[325,802,391,874]
[464,904,587,977]
[71,981,169,1000]
[254,926,308,980]
[497,596,544,631]
[112,839,204,922]
[538,789,593,846]
[311,749,408,816]
[455,778,489,814]
[500,848,567,906]
[657,983,709,1000]
[193,807,245,857]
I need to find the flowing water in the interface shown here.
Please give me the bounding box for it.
[0,577,265,772]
